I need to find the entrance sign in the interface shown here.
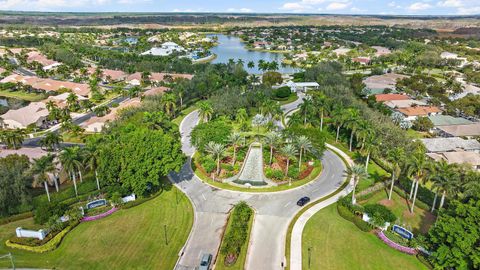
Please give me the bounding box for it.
[86,199,107,209]
[392,225,414,240]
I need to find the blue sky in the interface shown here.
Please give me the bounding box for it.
[0,0,478,15]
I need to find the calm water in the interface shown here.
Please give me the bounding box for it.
[208,34,299,74]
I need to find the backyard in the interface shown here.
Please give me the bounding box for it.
[0,185,193,269]
[302,204,428,270]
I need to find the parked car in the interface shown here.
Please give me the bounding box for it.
[297,196,310,206]
[199,253,212,270]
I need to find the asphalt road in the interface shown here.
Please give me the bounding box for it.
[171,92,347,270]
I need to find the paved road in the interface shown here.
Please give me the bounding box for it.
[171,92,348,270]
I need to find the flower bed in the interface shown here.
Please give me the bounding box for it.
[376,230,417,255]
[81,207,118,222]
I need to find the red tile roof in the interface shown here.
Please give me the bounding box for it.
[375,94,411,102]
[397,106,442,117]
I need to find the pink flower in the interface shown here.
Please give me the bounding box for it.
[81,207,118,222]
[376,231,417,255]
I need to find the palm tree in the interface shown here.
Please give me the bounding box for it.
[311,93,329,131]
[260,100,282,122]
[406,151,428,213]
[83,143,101,190]
[39,132,63,151]
[387,147,405,201]
[361,130,378,171]
[332,107,349,143]
[198,101,213,123]
[4,129,25,149]
[30,154,55,202]
[431,161,459,211]
[264,132,281,166]
[298,96,314,126]
[59,147,82,197]
[66,93,79,111]
[346,165,368,205]
[344,109,360,152]
[228,133,242,165]
[296,136,313,171]
[161,93,177,117]
[281,144,298,185]
[247,61,255,69]
[205,142,226,176]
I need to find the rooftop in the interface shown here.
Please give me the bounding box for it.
[384,99,427,109]
[428,115,473,127]
[0,147,49,161]
[437,123,480,137]
[420,137,480,153]
[428,152,480,167]
[397,106,441,117]
[363,73,409,93]
[375,93,410,102]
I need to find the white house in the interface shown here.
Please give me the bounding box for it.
[141,42,185,56]
[440,52,468,67]
[275,81,320,93]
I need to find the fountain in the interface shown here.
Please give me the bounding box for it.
[232,142,272,186]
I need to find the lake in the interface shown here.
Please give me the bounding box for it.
[208,34,298,74]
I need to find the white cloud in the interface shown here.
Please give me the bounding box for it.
[227,7,252,12]
[326,1,350,10]
[280,2,310,11]
[437,0,463,7]
[408,2,432,11]
[350,7,365,12]
[0,0,110,10]
[457,5,480,14]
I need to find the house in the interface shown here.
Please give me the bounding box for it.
[363,73,409,95]
[141,42,185,56]
[428,115,473,127]
[352,57,371,65]
[87,67,127,83]
[396,106,441,121]
[26,51,61,71]
[274,81,319,93]
[1,102,49,129]
[126,72,193,86]
[81,98,141,133]
[437,123,480,138]
[374,93,410,102]
[427,152,480,171]
[420,137,480,153]
[142,86,169,97]
[440,52,468,67]
[1,75,90,97]
[0,147,49,161]
[372,46,391,57]
[44,93,87,109]
[333,47,351,56]
[384,99,428,109]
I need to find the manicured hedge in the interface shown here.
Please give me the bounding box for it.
[5,222,78,253]
[0,212,33,225]
[220,202,253,259]
[336,203,372,232]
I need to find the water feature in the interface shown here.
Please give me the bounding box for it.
[208,34,299,74]
[235,143,268,186]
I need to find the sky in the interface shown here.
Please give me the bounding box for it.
[0,0,479,15]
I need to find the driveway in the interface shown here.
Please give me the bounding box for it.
[171,93,347,270]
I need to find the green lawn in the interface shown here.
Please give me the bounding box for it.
[0,90,46,102]
[302,204,428,270]
[0,186,193,269]
[359,189,436,235]
[275,93,299,105]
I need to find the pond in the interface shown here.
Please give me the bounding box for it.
[208,34,299,74]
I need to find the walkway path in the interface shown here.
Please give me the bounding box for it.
[171,93,349,270]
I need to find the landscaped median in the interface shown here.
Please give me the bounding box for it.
[215,202,254,270]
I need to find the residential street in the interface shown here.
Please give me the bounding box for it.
[171,93,348,270]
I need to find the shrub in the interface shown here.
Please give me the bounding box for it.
[397,179,436,207]
[201,157,216,174]
[5,221,78,253]
[0,212,33,225]
[265,168,284,180]
[222,164,234,172]
[353,217,373,232]
[34,202,68,225]
[287,167,300,179]
[190,120,232,151]
[274,86,291,99]
[364,204,396,226]
[220,202,253,259]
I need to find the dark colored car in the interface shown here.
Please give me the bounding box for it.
[297,196,311,206]
[199,253,212,270]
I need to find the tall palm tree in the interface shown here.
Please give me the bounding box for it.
[281,144,298,185]
[362,133,378,171]
[345,109,360,152]
[264,132,281,165]
[312,93,329,131]
[30,154,55,202]
[332,107,349,143]
[260,99,282,122]
[83,143,101,190]
[205,142,226,176]
[198,101,213,123]
[346,165,368,205]
[161,93,177,117]
[296,136,313,171]
[387,147,405,200]
[406,151,428,213]
[59,147,83,197]
[298,96,314,126]
[228,133,242,165]
[432,161,459,211]
[4,129,25,149]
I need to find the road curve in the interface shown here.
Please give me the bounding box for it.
[171,93,347,270]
